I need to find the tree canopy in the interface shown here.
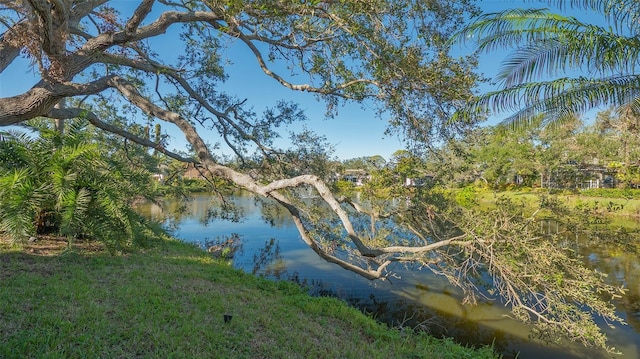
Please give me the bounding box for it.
[0,0,632,353]
[0,0,482,277]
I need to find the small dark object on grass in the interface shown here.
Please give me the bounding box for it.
[224,314,233,323]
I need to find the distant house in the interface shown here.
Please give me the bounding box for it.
[404,175,433,187]
[577,165,617,189]
[342,169,369,186]
[543,163,617,189]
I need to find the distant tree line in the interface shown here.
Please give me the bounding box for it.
[423,110,640,190]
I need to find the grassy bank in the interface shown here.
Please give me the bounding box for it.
[0,237,496,359]
[473,190,640,219]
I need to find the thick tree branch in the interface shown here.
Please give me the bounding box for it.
[78,10,225,54]
[237,31,377,97]
[105,75,399,275]
[0,21,26,71]
[107,75,407,262]
[125,0,155,35]
[26,0,69,56]
[0,76,114,125]
[0,40,20,73]
[70,0,109,19]
[378,235,469,254]
[45,106,196,163]
[276,198,393,280]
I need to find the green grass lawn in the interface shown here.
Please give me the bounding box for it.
[475,190,640,220]
[0,237,497,359]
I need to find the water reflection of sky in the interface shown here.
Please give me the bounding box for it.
[139,194,640,359]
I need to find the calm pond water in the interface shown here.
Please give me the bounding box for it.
[138,193,640,359]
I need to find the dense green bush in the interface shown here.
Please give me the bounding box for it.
[0,121,168,251]
[455,185,478,208]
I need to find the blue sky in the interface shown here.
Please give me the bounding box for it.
[0,1,603,160]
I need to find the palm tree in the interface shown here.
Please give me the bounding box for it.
[0,120,167,251]
[454,0,640,128]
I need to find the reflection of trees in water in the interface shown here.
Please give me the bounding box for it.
[201,233,243,259]
[576,232,640,332]
[625,294,640,332]
[136,194,246,229]
[542,219,640,333]
[352,294,519,356]
[354,293,597,359]
[135,199,188,230]
[255,197,295,227]
[270,267,522,358]
[252,238,287,278]
[286,274,350,298]
[281,276,525,359]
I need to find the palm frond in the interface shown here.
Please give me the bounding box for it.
[498,29,640,87]
[0,130,35,171]
[97,189,134,236]
[454,2,640,128]
[489,75,640,129]
[0,169,39,241]
[59,188,92,237]
[543,0,640,34]
[453,9,585,51]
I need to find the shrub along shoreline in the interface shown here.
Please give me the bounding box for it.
[0,237,497,359]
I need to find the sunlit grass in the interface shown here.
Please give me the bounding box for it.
[0,237,497,359]
[475,190,640,222]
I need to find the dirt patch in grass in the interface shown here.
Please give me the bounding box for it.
[0,235,105,256]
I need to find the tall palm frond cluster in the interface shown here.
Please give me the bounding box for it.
[455,0,640,128]
[0,120,167,252]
